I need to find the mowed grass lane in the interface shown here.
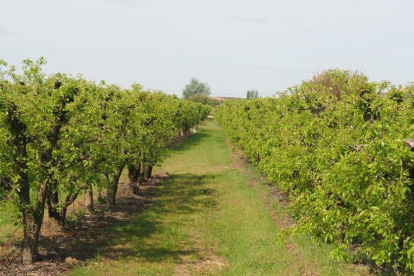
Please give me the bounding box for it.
[72,119,366,276]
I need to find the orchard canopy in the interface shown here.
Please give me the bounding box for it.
[0,58,211,264]
[216,69,414,273]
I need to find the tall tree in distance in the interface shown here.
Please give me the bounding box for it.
[182,77,211,99]
[246,89,259,99]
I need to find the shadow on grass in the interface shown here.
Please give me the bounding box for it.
[67,173,218,264]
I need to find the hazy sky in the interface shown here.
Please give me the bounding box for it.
[1,0,413,97]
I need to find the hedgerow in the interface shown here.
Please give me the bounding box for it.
[0,58,210,264]
[216,69,414,273]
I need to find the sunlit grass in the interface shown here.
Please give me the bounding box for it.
[72,119,369,276]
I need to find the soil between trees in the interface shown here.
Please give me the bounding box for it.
[0,175,166,276]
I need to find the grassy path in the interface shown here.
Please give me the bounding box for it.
[72,119,366,276]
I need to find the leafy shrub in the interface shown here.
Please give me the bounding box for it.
[216,69,414,274]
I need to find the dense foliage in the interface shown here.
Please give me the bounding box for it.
[216,69,414,273]
[0,59,210,264]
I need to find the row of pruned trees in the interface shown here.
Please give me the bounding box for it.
[216,69,414,274]
[0,59,211,264]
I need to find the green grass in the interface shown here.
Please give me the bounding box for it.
[71,119,368,276]
[0,200,19,245]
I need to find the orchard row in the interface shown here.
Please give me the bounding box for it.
[0,58,211,264]
[216,70,414,274]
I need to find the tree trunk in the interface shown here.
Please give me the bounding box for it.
[46,181,79,230]
[21,211,43,264]
[47,200,69,230]
[21,181,48,264]
[106,174,115,205]
[47,207,64,231]
[106,165,124,205]
[47,182,64,230]
[145,166,153,180]
[85,184,94,212]
[128,164,140,195]
[138,162,145,187]
[138,150,145,187]
[97,188,104,203]
[107,179,118,205]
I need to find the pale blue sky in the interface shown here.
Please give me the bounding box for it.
[0,0,413,97]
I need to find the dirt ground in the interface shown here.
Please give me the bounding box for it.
[0,174,167,276]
